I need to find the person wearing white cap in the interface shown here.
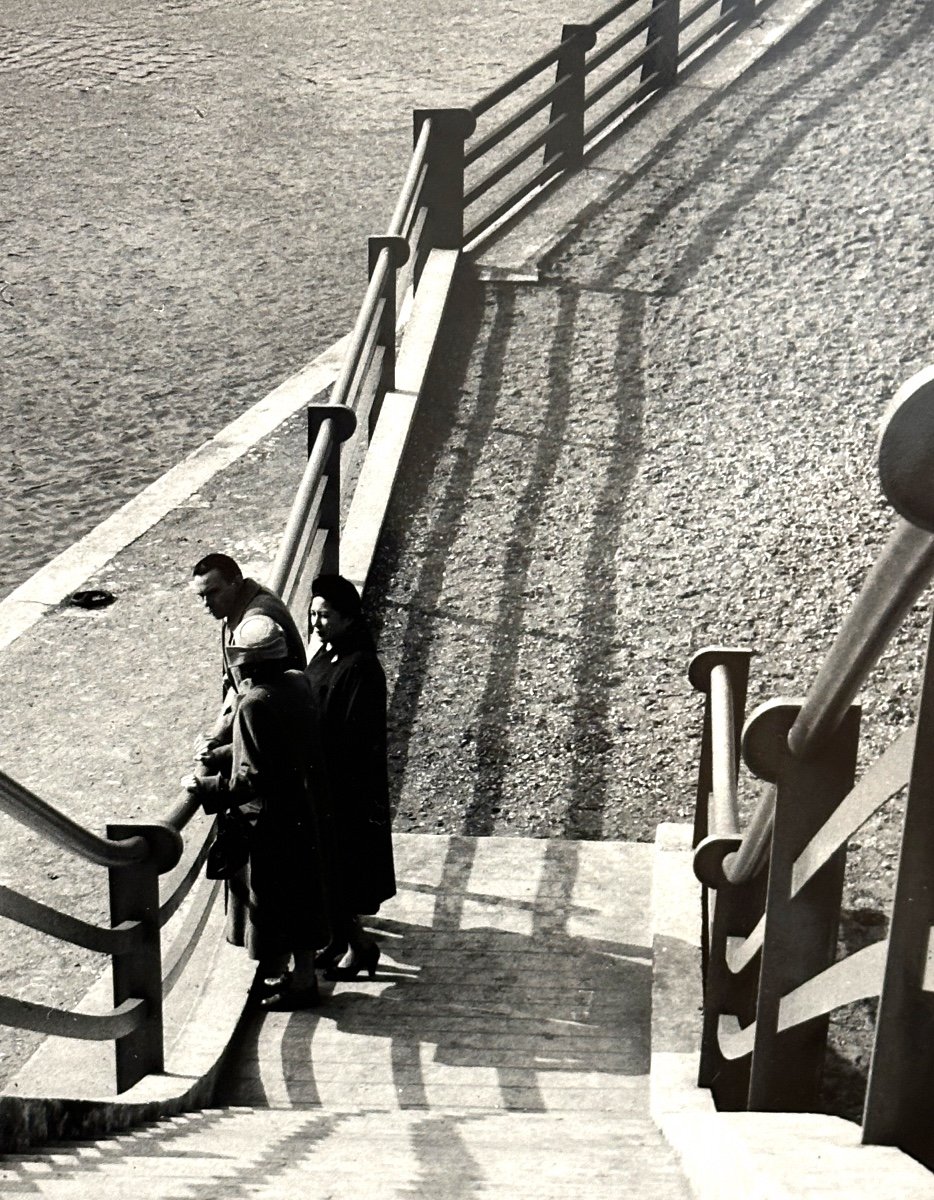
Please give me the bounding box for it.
[183,613,329,1010]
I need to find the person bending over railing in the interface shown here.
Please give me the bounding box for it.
[182,615,328,1010]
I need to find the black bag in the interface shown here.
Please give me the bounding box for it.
[205,809,251,880]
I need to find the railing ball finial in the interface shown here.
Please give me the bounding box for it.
[741,699,802,781]
[878,364,934,531]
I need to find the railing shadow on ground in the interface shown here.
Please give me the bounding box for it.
[540,0,913,289]
[0,0,814,1151]
[368,275,647,842]
[217,835,651,1110]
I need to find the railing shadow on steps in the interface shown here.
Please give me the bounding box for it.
[0,0,765,1129]
[690,365,934,1171]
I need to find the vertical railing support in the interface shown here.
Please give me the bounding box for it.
[366,235,410,435]
[743,700,861,1111]
[689,647,761,1108]
[108,822,182,1093]
[413,108,477,250]
[863,605,934,1168]
[306,405,357,580]
[544,25,596,172]
[642,0,681,86]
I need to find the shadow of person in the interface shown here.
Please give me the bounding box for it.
[302,913,652,1112]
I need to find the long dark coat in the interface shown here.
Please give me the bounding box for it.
[305,626,396,916]
[200,669,329,960]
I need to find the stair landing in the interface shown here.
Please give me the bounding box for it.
[0,835,692,1198]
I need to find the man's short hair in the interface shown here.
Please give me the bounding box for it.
[191,553,242,583]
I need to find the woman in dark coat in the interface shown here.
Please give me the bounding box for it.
[184,614,330,1009]
[306,574,396,979]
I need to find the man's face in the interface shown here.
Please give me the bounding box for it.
[190,568,240,621]
[309,596,352,645]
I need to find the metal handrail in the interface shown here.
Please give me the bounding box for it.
[0,769,147,867]
[387,119,432,238]
[586,9,653,73]
[470,39,571,119]
[329,249,391,410]
[0,993,145,1041]
[591,0,645,35]
[269,418,337,597]
[698,520,934,887]
[788,518,934,758]
[164,790,202,833]
[708,664,740,836]
[721,782,775,884]
[465,119,562,208]
[585,42,652,110]
[464,76,570,169]
[0,884,140,955]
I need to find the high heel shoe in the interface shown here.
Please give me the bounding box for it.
[314,940,349,972]
[324,943,380,981]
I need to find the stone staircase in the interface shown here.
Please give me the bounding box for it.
[0,834,694,1198]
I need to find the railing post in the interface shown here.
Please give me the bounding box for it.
[366,235,410,436]
[544,25,596,172]
[641,0,680,86]
[306,405,357,578]
[689,647,761,1108]
[743,700,860,1111]
[413,108,477,251]
[862,604,934,1167]
[108,823,174,1093]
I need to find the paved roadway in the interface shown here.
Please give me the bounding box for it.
[0,0,605,600]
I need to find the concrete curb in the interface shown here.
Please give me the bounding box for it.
[1,875,256,1152]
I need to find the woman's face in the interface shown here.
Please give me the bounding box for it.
[310,596,352,645]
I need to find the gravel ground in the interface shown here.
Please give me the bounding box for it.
[0,0,608,600]
[365,0,934,1120]
[0,0,931,1124]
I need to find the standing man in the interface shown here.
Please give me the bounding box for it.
[190,553,306,749]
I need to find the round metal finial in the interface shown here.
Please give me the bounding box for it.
[878,365,934,531]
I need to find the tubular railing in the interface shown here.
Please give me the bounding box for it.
[690,366,934,1167]
[0,0,762,1101]
[457,0,755,247]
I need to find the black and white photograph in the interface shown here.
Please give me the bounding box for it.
[0,0,932,1194]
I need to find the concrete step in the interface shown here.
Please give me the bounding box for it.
[0,1108,692,1199]
[218,834,654,1113]
[0,835,694,1198]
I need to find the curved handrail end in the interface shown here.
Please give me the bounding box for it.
[693,833,743,888]
[688,646,753,694]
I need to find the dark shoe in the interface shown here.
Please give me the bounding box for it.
[324,943,380,981]
[260,981,321,1011]
[251,970,290,999]
[314,940,349,972]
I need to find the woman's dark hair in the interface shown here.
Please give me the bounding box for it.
[311,574,363,620]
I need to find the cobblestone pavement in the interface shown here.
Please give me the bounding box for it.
[0,0,605,599]
[0,0,931,1115]
[365,0,933,1116]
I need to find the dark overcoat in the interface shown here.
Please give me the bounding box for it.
[200,669,329,960]
[305,626,396,915]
